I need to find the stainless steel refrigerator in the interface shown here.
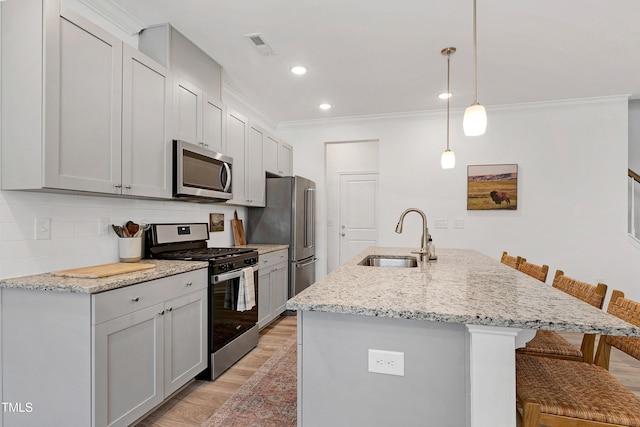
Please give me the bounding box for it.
[247,176,317,298]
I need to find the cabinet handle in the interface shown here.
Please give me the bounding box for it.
[186,281,193,287]
[114,184,122,189]
[125,185,132,190]
[159,310,165,316]
[167,307,173,312]
[132,297,140,302]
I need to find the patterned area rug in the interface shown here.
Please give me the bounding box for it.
[201,334,297,426]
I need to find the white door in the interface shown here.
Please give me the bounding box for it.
[339,173,379,265]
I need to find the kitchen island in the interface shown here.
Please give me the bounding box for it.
[286,247,639,427]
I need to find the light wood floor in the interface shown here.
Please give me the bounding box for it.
[134,315,297,427]
[133,320,640,426]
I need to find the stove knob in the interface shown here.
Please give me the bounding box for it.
[219,263,229,271]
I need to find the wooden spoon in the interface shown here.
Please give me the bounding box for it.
[125,221,139,237]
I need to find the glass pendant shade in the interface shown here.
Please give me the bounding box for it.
[463,103,487,136]
[441,149,455,169]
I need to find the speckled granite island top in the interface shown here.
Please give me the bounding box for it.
[0,260,209,294]
[287,247,640,336]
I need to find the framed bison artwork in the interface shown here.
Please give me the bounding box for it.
[467,164,518,210]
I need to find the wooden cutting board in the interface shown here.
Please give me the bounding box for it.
[231,210,247,246]
[51,263,156,278]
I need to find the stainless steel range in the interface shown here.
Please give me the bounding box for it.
[146,223,259,380]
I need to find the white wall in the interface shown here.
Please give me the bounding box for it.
[279,96,640,302]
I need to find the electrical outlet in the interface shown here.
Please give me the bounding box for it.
[35,217,51,240]
[453,219,465,229]
[99,217,110,235]
[368,349,405,376]
[434,219,448,229]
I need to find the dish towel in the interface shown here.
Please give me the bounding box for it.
[236,267,255,312]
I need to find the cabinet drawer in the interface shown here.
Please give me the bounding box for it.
[260,249,288,271]
[92,269,207,324]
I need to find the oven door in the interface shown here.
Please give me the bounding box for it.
[211,266,259,353]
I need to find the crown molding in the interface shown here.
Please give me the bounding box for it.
[75,0,146,35]
[277,95,631,131]
[223,83,278,131]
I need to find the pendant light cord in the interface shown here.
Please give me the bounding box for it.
[472,0,478,104]
[446,50,451,150]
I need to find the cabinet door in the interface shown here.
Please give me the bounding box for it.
[271,262,289,316]
[94,303,165,427]
[226,108,247,205]
[278,142,293,176]
[202,93,226,153]
[174,77,202,144]
[164,289,207,396]
[44,6,123,193]
[121,45,172,198]
[264,135,279,175]
[246,125,265,206]
[257,270,272,329]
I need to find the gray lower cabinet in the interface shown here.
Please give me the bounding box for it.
[258,249,289,328]
[93,271,207,427]
[0,268,207,427]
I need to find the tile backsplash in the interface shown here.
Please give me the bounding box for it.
[0,190,247,279]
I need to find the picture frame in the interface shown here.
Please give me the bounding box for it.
[209,213,224,232]
[467,164,518,210]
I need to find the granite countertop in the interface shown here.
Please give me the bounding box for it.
[235,244,289,255]
[0,260,209,294]
[287,247,640,336]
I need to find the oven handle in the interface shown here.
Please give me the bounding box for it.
[213,264,259,283]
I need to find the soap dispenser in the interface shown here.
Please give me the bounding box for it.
[427,237,437,260]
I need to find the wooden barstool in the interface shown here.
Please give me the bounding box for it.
[501,251,524,269]
[517,260,550,283]
[517,270,607,363]
[516,290,640,427]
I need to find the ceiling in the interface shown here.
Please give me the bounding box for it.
[108,0,640,125]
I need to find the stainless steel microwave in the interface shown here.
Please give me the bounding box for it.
[173,140,233,202]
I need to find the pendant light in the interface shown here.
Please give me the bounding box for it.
[463,0,487,136]
[441,47,456,170]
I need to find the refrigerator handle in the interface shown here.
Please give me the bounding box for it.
[304,188,316,248]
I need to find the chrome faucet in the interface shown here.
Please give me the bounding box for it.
[395,208,431,262]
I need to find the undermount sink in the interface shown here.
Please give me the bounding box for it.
[359,255,418,268]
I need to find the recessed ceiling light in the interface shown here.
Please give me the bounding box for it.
[318,103,332,110]
[438,92,453,100]
[291,66,307,75]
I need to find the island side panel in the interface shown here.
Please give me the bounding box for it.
[299,310,467,427]
[1,288,92,426]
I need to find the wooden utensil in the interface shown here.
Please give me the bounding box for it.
[125,221,139,236]
[231,210,247,246]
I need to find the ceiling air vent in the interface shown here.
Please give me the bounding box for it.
[245,33,276,56]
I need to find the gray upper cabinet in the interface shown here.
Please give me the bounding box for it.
[226,108,248,205]
[173,77,226,153]
[279,141,293,176]
[140,23,226,154]
[246,125,265,206]
[264,133,293,177]
[122,45,172,198]
[138,23,222,101]
[1,0,172,198]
